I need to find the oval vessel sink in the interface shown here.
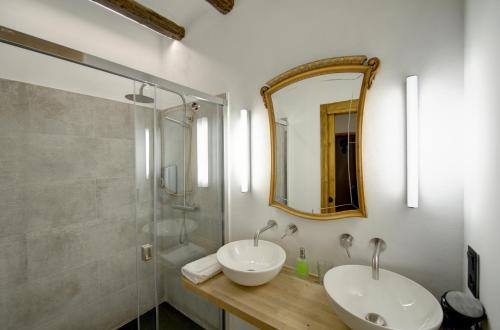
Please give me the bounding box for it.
[216,240,286,286]
[324,265,443,330]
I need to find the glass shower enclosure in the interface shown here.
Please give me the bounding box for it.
[135,87,224,330]
[0,26,224,330]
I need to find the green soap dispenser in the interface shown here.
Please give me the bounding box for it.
[295,247,309,279]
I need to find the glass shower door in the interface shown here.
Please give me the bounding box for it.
[0,40,150,330]
[156,97,224,330]
[133,85,224,330]
[132,81,159,329]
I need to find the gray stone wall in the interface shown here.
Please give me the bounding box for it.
[0,78,154,329]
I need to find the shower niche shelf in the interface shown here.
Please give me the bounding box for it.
[142,218,198,238]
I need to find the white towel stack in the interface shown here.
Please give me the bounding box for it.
[160,242,206,268]
[181,253,221,284]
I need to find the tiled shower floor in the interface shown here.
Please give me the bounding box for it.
[119,302,203,330]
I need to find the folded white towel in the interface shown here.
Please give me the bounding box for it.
[181,253,221,284]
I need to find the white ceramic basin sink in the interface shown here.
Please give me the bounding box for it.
[324,265,443,330]
[216,240,286,286]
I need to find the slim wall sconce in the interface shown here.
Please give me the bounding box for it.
[145,128,150,180]
[197,117,209,188]
[406,75,419,208]
[240,109,251,193]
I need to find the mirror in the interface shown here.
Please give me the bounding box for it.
[261,56,380,220]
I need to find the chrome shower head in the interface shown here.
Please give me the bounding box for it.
[125,83,154,104]
[191,102,200,111]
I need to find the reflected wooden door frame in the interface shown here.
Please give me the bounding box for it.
[320,100,359,214]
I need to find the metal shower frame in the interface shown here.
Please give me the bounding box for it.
[0,25,226,107]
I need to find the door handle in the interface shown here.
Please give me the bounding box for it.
[141,244,153,261]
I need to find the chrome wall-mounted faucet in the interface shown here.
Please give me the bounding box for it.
[254,220,277,246]
[370,238,386,280]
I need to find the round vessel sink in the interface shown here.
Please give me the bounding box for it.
[324,265,443,330]
[216,240,286,286]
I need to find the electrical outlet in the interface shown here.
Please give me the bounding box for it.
[467,246,480,298]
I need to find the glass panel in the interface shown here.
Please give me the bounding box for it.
[133,82,158,329]
[157,97,224,330]
[0,41,140,329]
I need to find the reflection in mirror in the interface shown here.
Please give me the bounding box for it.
[271,73,362,215]
[275,118,288,205]
[321,110,358,213]
[262,56,380,220]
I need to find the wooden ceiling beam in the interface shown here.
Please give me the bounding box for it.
[206,0,234,15]
[90,0,185,40]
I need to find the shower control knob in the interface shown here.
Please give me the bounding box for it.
[340,233,353,258]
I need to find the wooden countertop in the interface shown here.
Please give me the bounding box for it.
[182,267,350,330]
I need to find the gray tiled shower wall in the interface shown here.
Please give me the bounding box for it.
[0,78,155,329]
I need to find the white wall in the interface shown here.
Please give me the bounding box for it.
[179,0,463,299]
[1,0,466,328]
[464,0,500,328]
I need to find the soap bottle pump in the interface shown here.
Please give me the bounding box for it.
[296,247,309,279]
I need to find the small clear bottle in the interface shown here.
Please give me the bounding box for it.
[295,247,309,279]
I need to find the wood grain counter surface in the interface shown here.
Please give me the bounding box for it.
[182,268,350,330]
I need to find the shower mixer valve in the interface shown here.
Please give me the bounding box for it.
[281,223,298,239]
[340,233,353,258]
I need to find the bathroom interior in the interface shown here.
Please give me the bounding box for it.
[0,0,498,329]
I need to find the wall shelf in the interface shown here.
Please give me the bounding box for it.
[182,267,349,330]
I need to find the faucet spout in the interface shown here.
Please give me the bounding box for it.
[253,229,260,246]
[370,238,386,280]
[254,220,277,246]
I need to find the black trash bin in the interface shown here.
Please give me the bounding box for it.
[441,291,485,329]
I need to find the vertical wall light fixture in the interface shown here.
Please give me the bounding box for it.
[240,109,251,193]
[145,128,150,180]
[406,75,419,208]
[197,117,209,188]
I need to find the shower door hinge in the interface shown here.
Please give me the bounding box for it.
[141,244,153,261]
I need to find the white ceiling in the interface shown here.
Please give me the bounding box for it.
[0,41,192,110]
[1,1,215,109]
[135,0,213,28]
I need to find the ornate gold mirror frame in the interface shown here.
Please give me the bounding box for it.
[260,56,380,221]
